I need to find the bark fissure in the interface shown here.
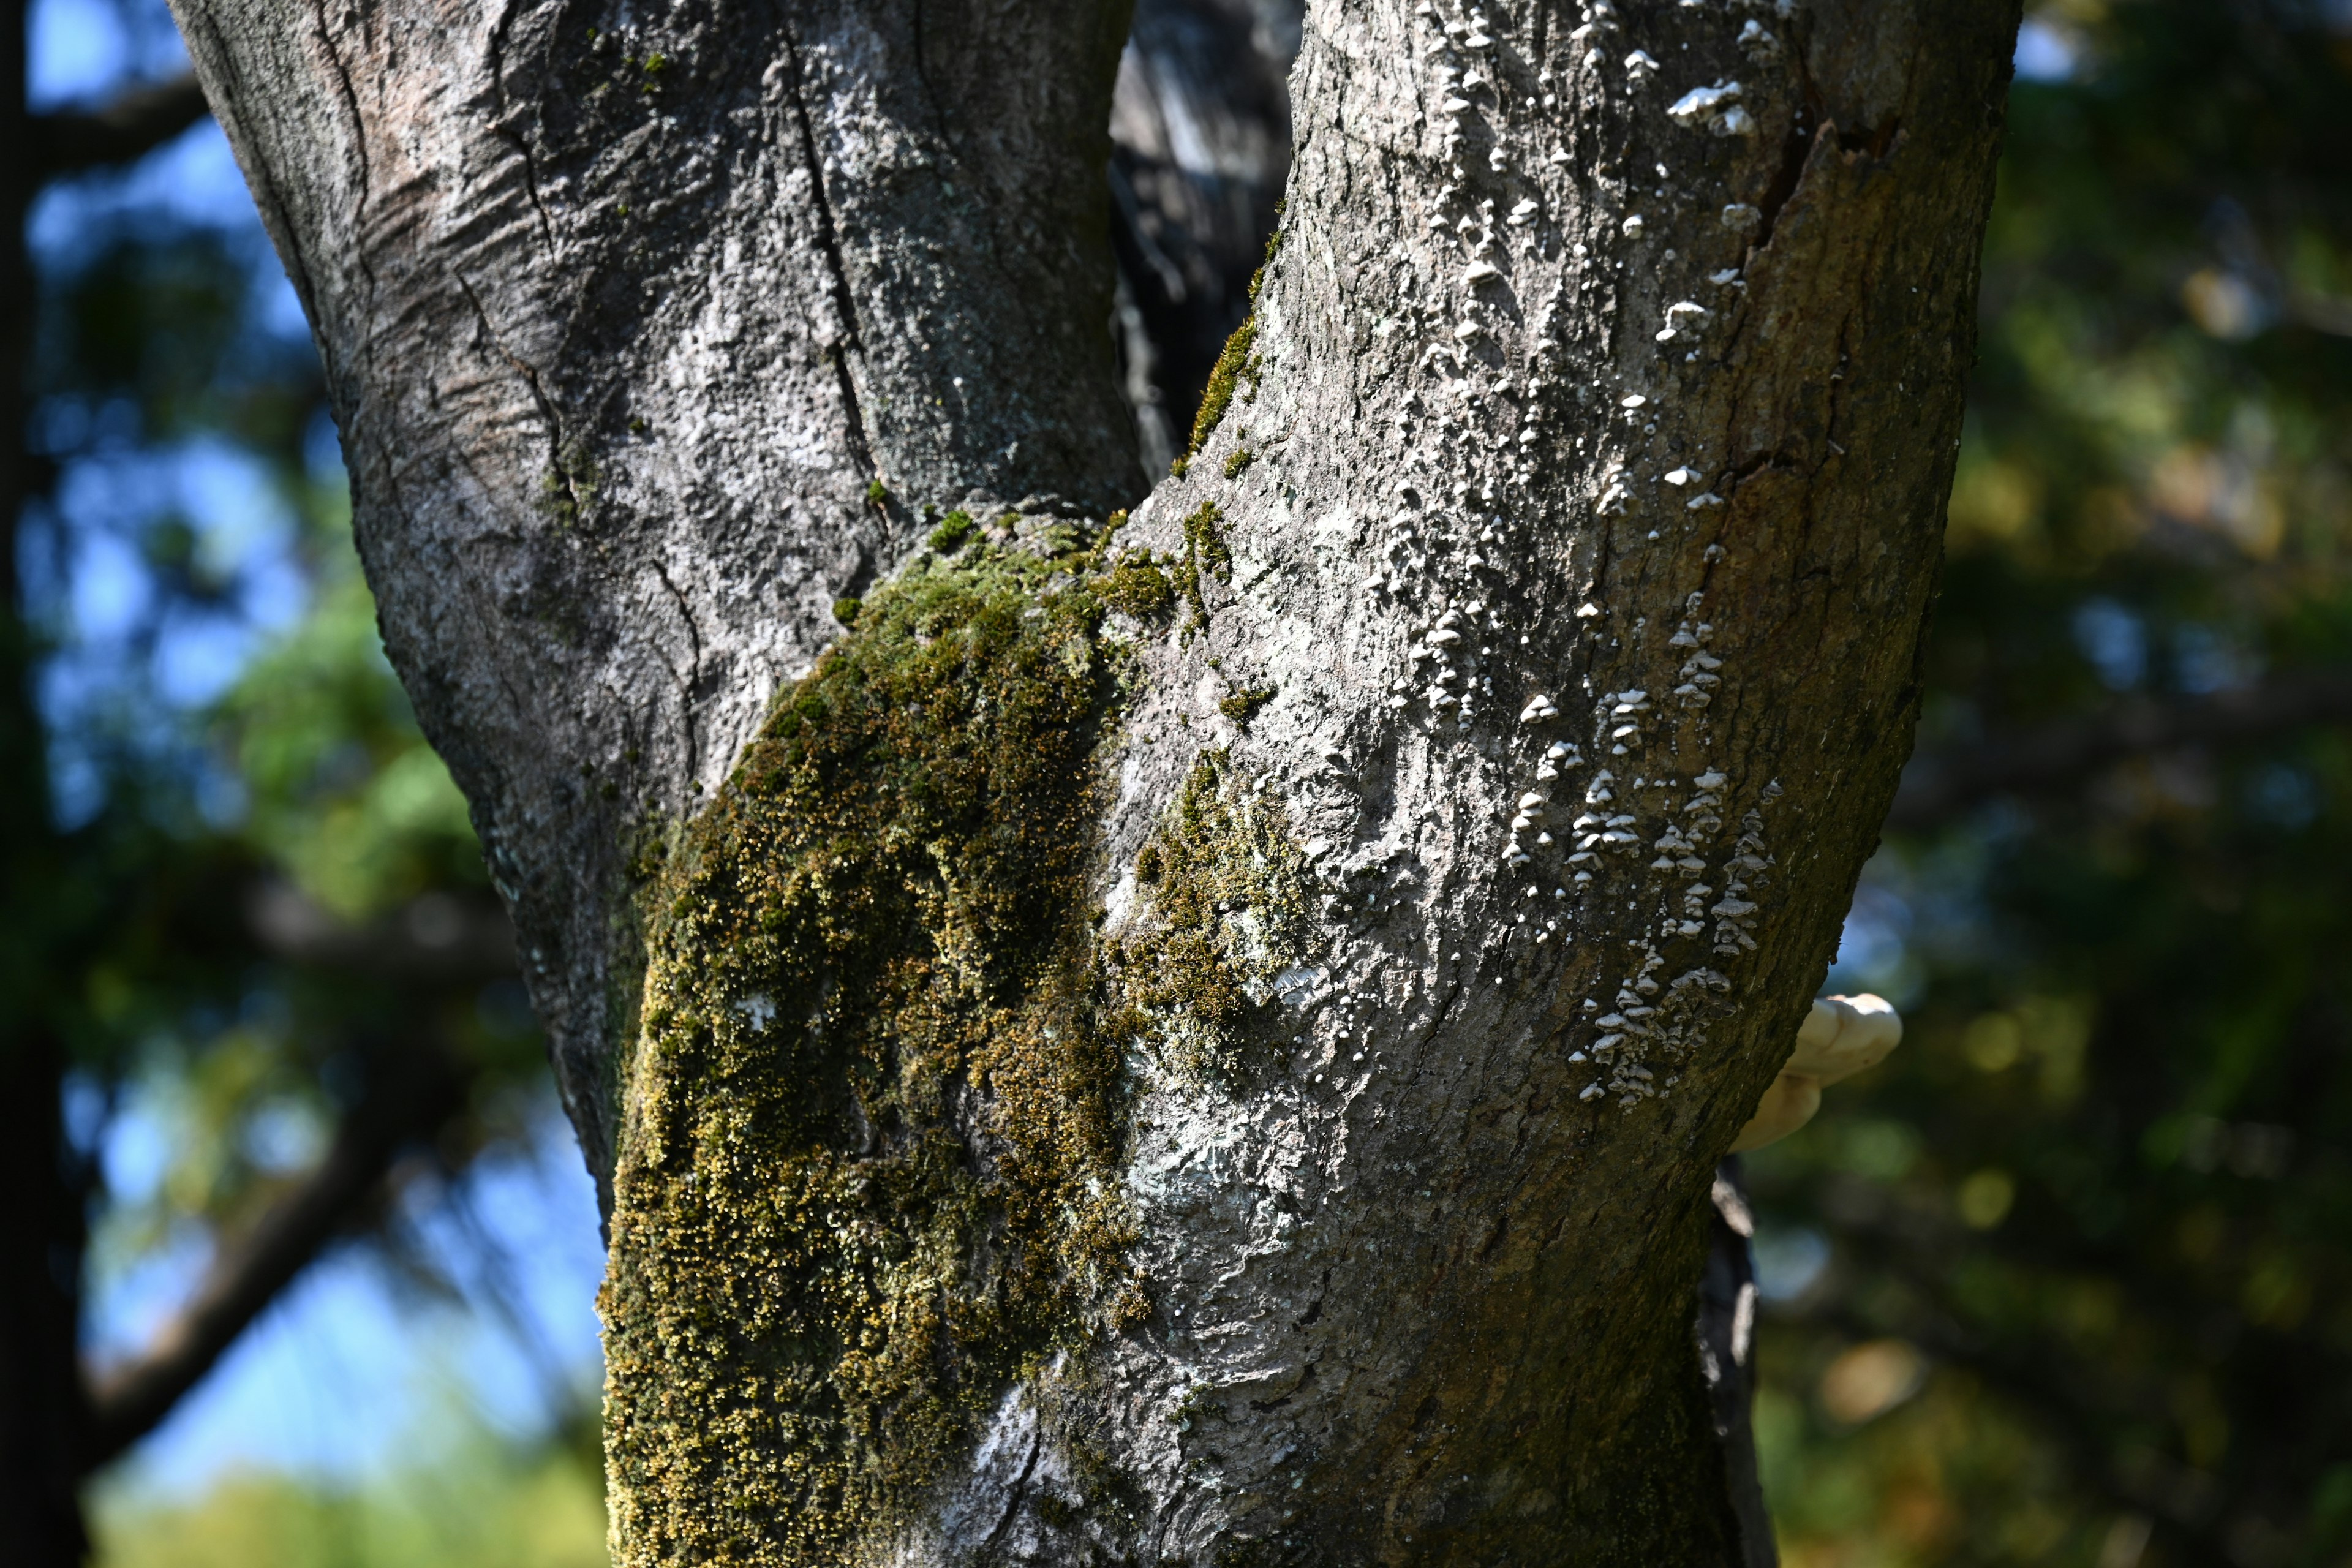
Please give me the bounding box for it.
[777,24,878,484]
[304,0,377,354]
[485,0,558,257]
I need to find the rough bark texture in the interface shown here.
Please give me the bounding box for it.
[168,0,2016,1559]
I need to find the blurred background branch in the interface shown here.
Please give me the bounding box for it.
[27,69,205,179]
[1891,668,2352,830]
[80,1023,469,1471]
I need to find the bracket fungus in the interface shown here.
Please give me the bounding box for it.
[1731,993,1904,1152]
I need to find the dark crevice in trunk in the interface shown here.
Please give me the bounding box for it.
[1699,1160,1777,1568]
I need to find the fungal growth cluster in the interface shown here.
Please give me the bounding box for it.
[997,0,1994,1547]
[1296,0,1823,1120]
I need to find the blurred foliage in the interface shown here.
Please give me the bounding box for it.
[212,524,482,922]
[89,1404,606,1568]
[12,13,567,1540]
[1750,3,2352,1566]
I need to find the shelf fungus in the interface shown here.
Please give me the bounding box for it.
[1667,80,1755,137]
[1731,994,1904,1151]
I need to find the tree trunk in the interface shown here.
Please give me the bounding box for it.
[165,0,2018,1560]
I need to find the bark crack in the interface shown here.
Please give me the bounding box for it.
[451,267,578,518]
[487,0,558,257]
[776,27,877,484]
[306,0,381,347]
[979,1418,1045,1559]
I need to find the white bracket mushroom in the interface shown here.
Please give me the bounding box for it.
[1730,993,1903,1152]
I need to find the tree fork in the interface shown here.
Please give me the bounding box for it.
[166,0,2018,1559]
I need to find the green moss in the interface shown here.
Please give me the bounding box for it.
[601,503,1322,1561]
[1109,751,1313,1084]
[1180,502,1232,626]
[1223,447,1255,480]
[1186,226,1283,458]
[602,537,1145,1567]
[1097,554,1177,620]
[1188,315,1259,457]
[928,508,977,552]
[1218,686,1274,724]
[536,442,598,530]
[863,478,889,510]
[831,597,861,627]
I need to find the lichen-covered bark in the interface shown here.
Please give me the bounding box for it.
[169,0,2018,1559]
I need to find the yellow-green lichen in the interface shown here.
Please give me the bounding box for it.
[1179,502,1231,626]
[1109,751,1314,1084]
[1186,225,1282,458]
[601,535,1144,1567]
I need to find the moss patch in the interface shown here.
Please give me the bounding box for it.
[1109,751,1314,1084]
[927,507,978,552]
[601,537,1145,1567]
[1218,685,1274,724]
[1180,502,1232,626]
[1185,225,1283,457]
[600,502,1319,1561]
[1096,553,1177,621]
[1188,315,1259,457]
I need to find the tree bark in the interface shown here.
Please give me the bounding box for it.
[166,0,2018,1560]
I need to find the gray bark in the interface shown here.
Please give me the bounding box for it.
[167,0,2017,1558]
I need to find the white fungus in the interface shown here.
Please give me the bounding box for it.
[1666,80,1743,129]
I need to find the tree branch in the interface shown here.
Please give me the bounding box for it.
[1887,668,2352,831]
[77,1042,464,1471]
[29,74,211,182]
[243,880,518,985]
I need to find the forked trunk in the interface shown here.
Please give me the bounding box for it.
[165,0,2017,1558]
